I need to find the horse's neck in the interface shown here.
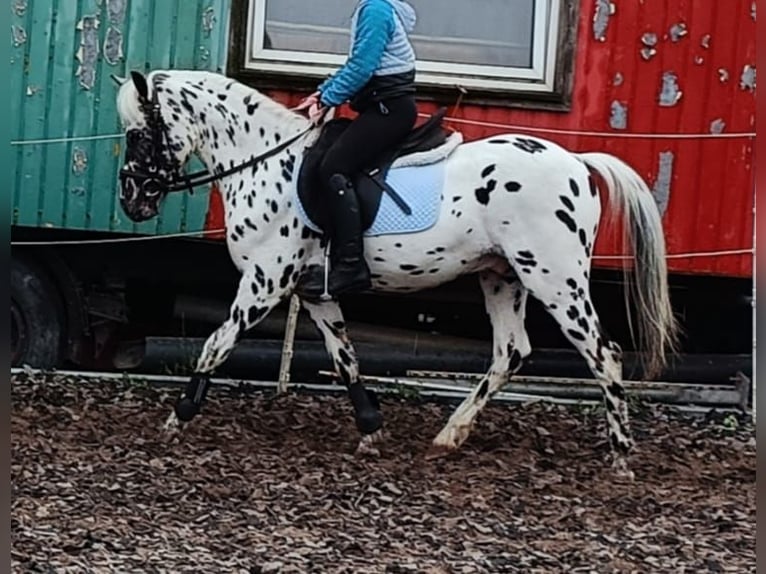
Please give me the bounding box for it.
[168,74,310,199]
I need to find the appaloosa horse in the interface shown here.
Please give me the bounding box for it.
[114,69,679,475]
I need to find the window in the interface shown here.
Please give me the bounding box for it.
[234,0,577,106]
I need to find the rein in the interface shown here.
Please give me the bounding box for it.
[119,86,314,195]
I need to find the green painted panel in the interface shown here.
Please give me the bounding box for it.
[10,0,232,235]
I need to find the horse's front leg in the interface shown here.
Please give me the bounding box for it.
[169,268,283,425]
[301,300,383,450]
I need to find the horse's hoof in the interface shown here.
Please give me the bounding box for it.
[355,408,383,435]
[174,397,200,422]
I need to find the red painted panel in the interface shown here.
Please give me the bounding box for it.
[208,0,755,279]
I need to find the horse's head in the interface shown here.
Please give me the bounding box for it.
[114,71,197,222]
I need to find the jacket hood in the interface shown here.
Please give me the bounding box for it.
[386,0,416,32]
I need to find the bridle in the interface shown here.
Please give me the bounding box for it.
[118,85,314,196]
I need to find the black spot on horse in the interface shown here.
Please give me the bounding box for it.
[513,138,547,154]
[259,127,266,137]
[517,250,534,259]
[488,139,510,144]
[270,200,278,214]
[452,196,462,202]
[569,178,580,197]
[217,93,227,102]
[567,306,579,320]
[567,329,586,342]
[280,225,289,237]
[578,229,587,247]
[555,210,577,233]
[505,181,522,192]
[400,264,418,271]
[338,348,352,367]
[481,164,497,178]
[559,196,575,212]
[254,265,266,287]
[475,380,489,401]
[608,382,626,400]
[280,264,295,289]
[584,301,593,316]
[475,179,497,205]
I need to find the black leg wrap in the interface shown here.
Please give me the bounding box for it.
[348,383,383,435]
[174,373,211,422]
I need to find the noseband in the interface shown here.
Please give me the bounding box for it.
[119,85,314,195]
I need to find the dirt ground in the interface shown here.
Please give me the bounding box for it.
[11,373,755,573]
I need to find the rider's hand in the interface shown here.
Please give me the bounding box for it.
[293,90,320,112]
[308,101,328,125]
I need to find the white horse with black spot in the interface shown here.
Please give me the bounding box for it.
[114,70,679,477]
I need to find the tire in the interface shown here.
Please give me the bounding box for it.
[10,256,64,369]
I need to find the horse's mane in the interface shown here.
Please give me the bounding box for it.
[116,69,309,130]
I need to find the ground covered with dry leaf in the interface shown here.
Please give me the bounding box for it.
[11,373,755,573]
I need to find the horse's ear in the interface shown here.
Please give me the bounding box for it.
[130,71,149,102]
[110,74,128,87]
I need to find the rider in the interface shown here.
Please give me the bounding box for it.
[296,0,419,299]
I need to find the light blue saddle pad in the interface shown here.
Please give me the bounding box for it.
[294,161,446,237]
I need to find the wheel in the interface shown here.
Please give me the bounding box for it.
[10,256,64,369]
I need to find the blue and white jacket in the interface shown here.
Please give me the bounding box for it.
[318,0,417,107]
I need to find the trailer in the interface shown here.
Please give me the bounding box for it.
[10,0,755,385]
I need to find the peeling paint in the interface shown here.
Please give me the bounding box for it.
[613,72,624,86]
[72,148,88,175]
[104,27,124,65]
[652,151,674,216]
[202,7,217,37]
[107,0,127,24]
[610,101,628,130]
[701,34,711,49]
[740,65,756,91]
[75,15,100,90]
[593,0,614,42]
[669,22,688,42]
[640,33,658,61]
[641,47,657,61]
[719,68,730,83]
[13,0,27,17]
[199,46,210,62]
[752,1,756,21]
[659,72,682,107]
[710,119,726,134]
[694,56,704,65]
[12,24,27,47]
[26,85,40,96]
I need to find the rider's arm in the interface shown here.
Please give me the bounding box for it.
[317,0,394,107]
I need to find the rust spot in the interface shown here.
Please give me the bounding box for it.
[72,148,88,175]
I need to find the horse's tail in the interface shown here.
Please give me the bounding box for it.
[575,152,681,379]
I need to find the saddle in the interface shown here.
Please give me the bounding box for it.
[296,107,451,234]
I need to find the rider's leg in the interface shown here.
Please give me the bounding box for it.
[298,95,417,298]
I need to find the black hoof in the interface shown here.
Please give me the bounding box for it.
[175,397,199,422]
[355,408,383,435]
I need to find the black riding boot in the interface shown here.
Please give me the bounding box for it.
[296,174,371,300]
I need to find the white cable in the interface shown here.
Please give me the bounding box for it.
[10,133,125,146]
[11,230,754,261]
[427,113,756,140]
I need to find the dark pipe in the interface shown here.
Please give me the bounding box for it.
[114,337,752,385]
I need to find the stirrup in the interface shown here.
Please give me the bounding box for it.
[319,245,332,302]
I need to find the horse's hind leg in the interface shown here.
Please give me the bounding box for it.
[430,272,530,454]
[301,299,383,450]
[514,262,635,478]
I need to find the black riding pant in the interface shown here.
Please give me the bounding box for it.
[318,95,418,193]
